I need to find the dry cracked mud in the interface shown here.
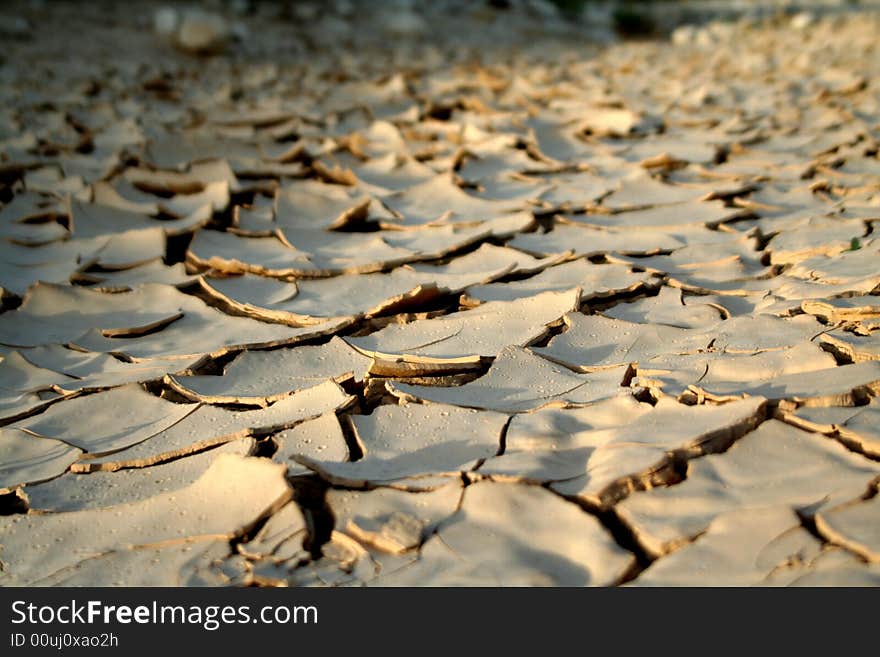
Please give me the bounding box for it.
[1,0,879,587]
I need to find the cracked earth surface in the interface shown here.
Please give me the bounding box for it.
[1,1,879,586]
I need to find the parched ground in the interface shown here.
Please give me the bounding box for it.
[1,1,879,586]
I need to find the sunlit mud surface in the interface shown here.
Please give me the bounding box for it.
[1,1,879,586]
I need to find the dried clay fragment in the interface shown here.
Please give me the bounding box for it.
[0,455,290,586]
[375,481,633,586]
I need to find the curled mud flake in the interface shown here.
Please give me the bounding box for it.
[25,439,255,512]
[532,312,709,372]
[388,346,631,413]
[817,329,880,364]
[603,286,724,329]
[375,481,633,586]
[532,396,766,506]
[295,403,507,487]
[0,428,82,493]
[628,506,824,587]
[466,259,653,305]
[74,380,352,472]
[168,337,370,406]
[634,343,837,399]
[815,494,880,563]
[346,288,580,370]
[274,413,349,477]
[617,420,880,558]
[0,455,291,586]
[13,384,197,456]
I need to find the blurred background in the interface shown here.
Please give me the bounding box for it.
[2,0,879,58]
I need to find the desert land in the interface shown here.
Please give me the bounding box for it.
[1,0,879,586]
